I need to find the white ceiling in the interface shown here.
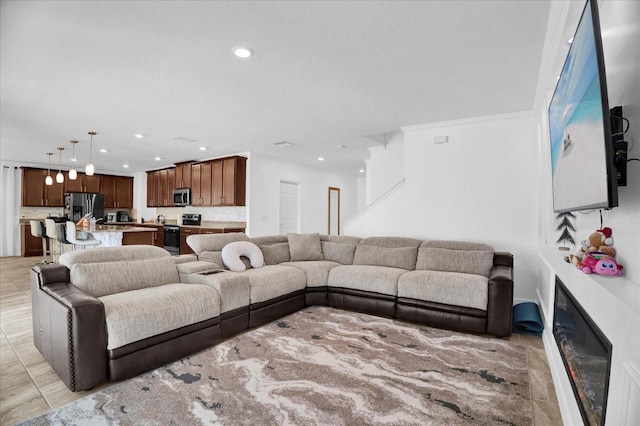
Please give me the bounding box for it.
[1,0,552,176]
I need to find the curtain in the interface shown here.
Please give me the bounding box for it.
[0,165,21,256]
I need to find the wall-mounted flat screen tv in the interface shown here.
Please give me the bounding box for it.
[548,0,618,213]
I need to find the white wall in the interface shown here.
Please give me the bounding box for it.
[365,131,404,204]
[346,112,541,302]
[248,152,359,237]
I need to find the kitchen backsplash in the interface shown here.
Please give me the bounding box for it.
[153,206,246,223]
[20,207,66,220]
[20,205,246,224]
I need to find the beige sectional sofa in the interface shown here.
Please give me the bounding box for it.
[31,232,513,392]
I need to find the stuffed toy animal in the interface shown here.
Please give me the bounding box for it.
[579,252,623,276]
[569,227,616,266]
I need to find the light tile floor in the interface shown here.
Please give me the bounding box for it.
[0,256,563,425]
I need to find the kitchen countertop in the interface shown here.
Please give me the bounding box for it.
[90,225,155,233]
[22,220,246,230]
[109,221,246,230]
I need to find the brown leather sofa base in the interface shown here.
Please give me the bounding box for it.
[108,320,221,381]
[396,298,487,336]
[327,287,396,319]
[220,306,250,339]
[249,290,306,328]
[31,266,108,392]
[305,286,328,306]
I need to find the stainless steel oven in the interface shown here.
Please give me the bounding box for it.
[163,225,180,256]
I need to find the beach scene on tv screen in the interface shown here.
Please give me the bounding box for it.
[549,4,608,211]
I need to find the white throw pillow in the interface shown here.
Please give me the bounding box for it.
[221,241,265,272]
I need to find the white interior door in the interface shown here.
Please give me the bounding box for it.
[279,181,299,234]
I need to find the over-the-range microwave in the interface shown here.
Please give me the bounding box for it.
[173,188,191,206]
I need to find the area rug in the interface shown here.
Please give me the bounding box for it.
[21,306,533,425]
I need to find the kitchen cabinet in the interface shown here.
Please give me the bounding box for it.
[146,169,174,207]
[175,162,192,189]
[102,175,134,208]
[212,156,246,206]
[180,227,199,254]
[191,161,213,206]
[21,223,49,257]
[64,172,101,193]
[126,224,163,247]
[21,167,64,207]
[146,171,157,207]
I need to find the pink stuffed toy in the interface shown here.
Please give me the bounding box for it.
[579,252,623,276]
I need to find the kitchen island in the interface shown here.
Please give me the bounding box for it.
[82,226,157,247]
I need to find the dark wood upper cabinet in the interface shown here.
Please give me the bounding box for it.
[212,156,246,206]
[175,162,192,189]
[144,155,246,208]
[103,175,134,208]
[191,161,213,206]
[21,167,63,207]
[64,172,101,193]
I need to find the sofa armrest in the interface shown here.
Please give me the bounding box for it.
[486,253,514,337]
[31,265,107,392]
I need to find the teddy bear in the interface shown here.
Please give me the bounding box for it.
[569,227,616,267]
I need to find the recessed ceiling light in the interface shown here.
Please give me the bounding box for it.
[99,148,108,153]
[199,147,207,151]
[233,46,254,58]
[336,144,347,149]
[154,156,162,161]
[359,169,365,173]
[71,158,77,162]
[123,164,129,168]
[318,157,324,161]
[134,134,144,139]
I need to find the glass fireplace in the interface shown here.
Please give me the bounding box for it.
[553,276,612,426]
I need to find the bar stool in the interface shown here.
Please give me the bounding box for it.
[55,223,73,259]
[30,220,51,263]
[66,221,101,250]
[44,219,58,261]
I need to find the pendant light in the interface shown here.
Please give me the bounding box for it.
[45,152,54,185]
[68,140,78,180]
[56,147,65,183]
[86,131,96,176]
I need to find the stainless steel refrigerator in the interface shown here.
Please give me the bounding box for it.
[64,192,105,223]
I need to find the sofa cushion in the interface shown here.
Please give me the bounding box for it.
[328,265,407,296]
[320,235,361,264]
[250,235,290,265]
[221,241,264,272]
[353,237,422,270]
[70,257,180,298]
[258,243,289,265]
[99,283,221,350]
[59,245,170,268]
[241,265,306,304]
[186,232,249,254]
[416,241,494,277]
[281,260,341,287]
[398,270,489,311]
[288,233,323,261]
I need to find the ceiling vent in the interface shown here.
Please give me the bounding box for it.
[174,136,196,143]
